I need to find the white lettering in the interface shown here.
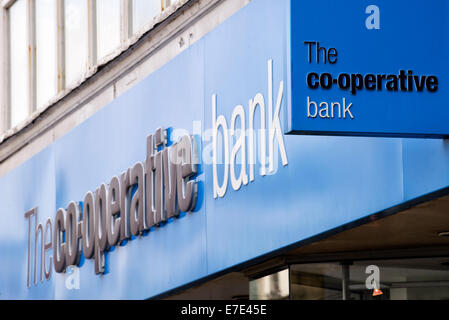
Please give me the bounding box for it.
[307,96,318,118]
[343,98,354,119]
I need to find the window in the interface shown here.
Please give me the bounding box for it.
[36,0,57,108]
[96,0,121,61]
[3,0,178,131]
[9,0,28,128]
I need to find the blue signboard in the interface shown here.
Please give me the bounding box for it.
[288,0,449,137]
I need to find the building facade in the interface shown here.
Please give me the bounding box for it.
[0,0,449,300]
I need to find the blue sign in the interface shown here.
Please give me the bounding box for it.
[288,0,449,137]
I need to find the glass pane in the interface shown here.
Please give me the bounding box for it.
[96,0,120,61]
[36,0,57,108]
[351,258,449,300]
[9,0,29,128]
[132,0,161,34]
[65,0,88,87]
[249,269,290,300]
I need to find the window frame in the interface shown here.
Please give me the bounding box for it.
[1,0,16,132]
[1,0,37,130]
[0,0,169,133]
